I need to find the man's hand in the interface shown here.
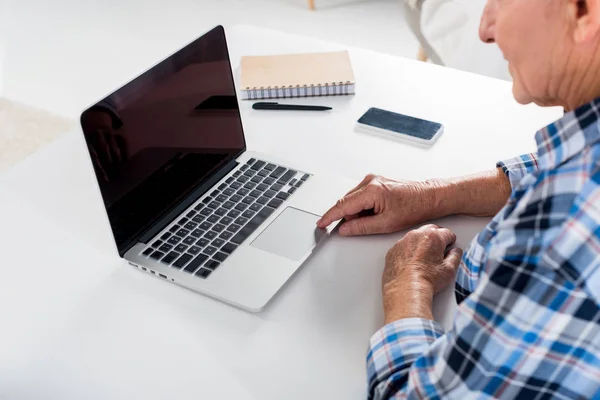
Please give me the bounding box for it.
[316,174,442,236]
[382,224,463,324]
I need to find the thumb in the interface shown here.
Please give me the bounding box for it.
[444,248,463,269]
[339,214,387,236]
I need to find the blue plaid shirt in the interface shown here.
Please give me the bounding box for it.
[367,98,600,399]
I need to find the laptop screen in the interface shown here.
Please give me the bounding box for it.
[80,26,245,255]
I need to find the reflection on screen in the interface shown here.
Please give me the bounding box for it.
[80,26,245,254]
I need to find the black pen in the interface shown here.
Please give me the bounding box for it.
[252,102,332,111]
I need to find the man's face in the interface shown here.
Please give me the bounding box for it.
[480,0,568,106]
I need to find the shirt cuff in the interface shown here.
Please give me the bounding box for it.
[367,318,445,399]
[496,153,539,189]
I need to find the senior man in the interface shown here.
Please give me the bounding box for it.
[317,0,600,398]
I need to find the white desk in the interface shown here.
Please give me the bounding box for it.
[0,26,562,399]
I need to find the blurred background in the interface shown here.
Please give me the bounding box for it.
[0,0,507,171]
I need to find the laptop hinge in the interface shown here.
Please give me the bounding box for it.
[123,158,239,256]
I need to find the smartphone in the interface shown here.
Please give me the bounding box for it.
[356,107,443,147]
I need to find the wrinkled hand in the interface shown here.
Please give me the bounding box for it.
[317,174,440,236]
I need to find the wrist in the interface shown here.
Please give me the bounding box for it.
[383,278,435,324]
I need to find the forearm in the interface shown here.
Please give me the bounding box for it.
[427,168,512,219]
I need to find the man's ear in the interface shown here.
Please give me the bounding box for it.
[572,0,600,43]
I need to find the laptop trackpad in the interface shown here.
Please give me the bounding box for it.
[251,207,326,261]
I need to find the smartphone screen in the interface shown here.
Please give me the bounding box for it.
[358,108,442,140]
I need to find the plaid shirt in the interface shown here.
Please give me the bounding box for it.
[367,98,600,399]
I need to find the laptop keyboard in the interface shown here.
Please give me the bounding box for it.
[139,158,310,279]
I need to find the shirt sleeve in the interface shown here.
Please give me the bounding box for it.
[496,153,539,190]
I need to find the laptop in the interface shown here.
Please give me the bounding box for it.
[80,25,351,311]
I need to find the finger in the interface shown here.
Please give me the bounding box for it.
[444,247,463,269]
[435,228,457,248]
[317,188,375,228]
[417,223,440,232]
[338,213,389,236]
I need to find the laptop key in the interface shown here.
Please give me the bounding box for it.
[167,236,182,245]
[272,183,283,192]
[213,252,228,262]
[169,225,180,233]
[231,181,242,189]
[227,209,241,218]
[301,174,310,181]
[212,224,226,233]
[268,198,284,209]
[173,253,192,269]
[278,170,297,184]
[251,160,266,170]
[211,190,220,198]
[183,254,208,273]
[207,215,220,223]
[186,210,196,218]
[240,164,249,171]
[142,248,153,256]
[237,176,250,183]
[202,197,212,204]
[196,268,212,278]
[247,158,256,165]
[192,215,205,223]
[194,203,204,211]
[150,251,165,260]
[188,246,201,255]
[270,166,286,178]
[289,179,298,187]
[296,180,304,188]
[244,170,256,177]
[152,240,163,248]
[203,246,217,256]
[161,251,178,264]
[176,228,190,237]
[179,217,189,225]
[231,207,275,245]
[257,169,269,177]
[160,232,172,241]
[175,244,188,253]
[208,201,221,209]
[223,201,235,210]
[288,187,297,194]
[224,188,235,196]
[214,208,227,216]
[222,242,238,254]
[237,188,249,196]
[159,244,173,252]
[220,216,233,225]
[235,217,248,225]
[242,210,255,219]
[219,183,227,191]
[257,183,269,191]
[216,194,228,202]
[184,222,198,230]
[244,183,256,191]
[196,238,210,247]
[219,231,233,240]
[257,196,269,205]
[191,229,205,238]
[204,231,217,240]
[276,192,291,201]
[200,222,212,230]
[249,190,262,198]
[231,194,243,203]
[235,203,248,211]
[227,224,241,233]
[204,260,220,270]
[200,208,212,216]
[264,189,276,198]
[242,196,254,205]
[251,176,262,183]
[263,177,276,185]
[212,238,226,248]
[250,203,262,212]
[264,163,276,171]
[233,171,241,177]
[183,236,196,246]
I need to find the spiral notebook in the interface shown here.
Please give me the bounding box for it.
[240,51,356,100]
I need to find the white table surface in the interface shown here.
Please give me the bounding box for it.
[0,25,562,399]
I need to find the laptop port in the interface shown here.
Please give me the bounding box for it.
[159,274,167,279]
[142,267,147,271]
[150,270,155,275]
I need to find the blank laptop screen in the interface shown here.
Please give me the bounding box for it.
[80,26,245,254]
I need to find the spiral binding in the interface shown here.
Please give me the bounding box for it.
[242,81,355,100]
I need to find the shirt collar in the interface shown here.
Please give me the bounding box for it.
[535,97,600,170]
